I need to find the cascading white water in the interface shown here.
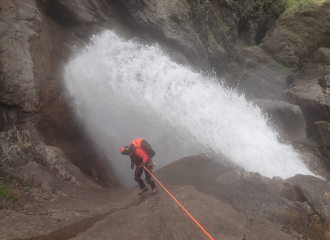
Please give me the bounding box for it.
[64,30,314,188]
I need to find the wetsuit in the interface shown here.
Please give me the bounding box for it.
[130,147,156,189]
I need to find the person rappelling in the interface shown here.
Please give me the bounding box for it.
[121,139,215,240]
[120,139,157,195]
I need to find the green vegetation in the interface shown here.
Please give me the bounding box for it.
[23,187,30,192]
[270,60,292,76]
[208,33,217,51]
[264,0,274,9]
[0,181,18,202]
[0,181,10,199]
[283,0,326,12]
[208,32,224,52]
[278,62,292,76]
[208,33,216,43]
[282,67,292,75]
[282,27,300,39]
[303,32,309,38]
[218,18,229,31]
[200,0,209,11]
[200,3,206,11]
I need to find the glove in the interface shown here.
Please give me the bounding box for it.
[130,164,134,169]
[141,162,146,167]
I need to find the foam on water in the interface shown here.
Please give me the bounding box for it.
[64,30,314,187]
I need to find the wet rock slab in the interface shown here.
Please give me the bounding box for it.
[7,155,329,240]
[0,185,132,240]
[154,155,330,240]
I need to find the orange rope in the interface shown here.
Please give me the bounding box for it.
[143,166,215,240]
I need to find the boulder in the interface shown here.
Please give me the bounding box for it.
[315,121,330,148]
[283,75,330,169]
[252,99,307,143]
[261,2,330,68]
[232,46,288,99]
[288,174,330,225]
[318,74,330,89]
[289,48,330,87]
[290,83,330,139]
[267,40,330,145]
[283,48,330,141]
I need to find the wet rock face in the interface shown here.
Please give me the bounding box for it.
[39,0,109,24]
[231,3,330,99]
[316,121,330,148]
[251,99,307,143]
[117,0,212,71]
[116,0,285,75]
[232,46,288,99]
[261,4,330,68]
[0,124,95,211]
[282,47,330,148]
[0,0,120,202]
[210,0,285,46]
[0,0,40,112]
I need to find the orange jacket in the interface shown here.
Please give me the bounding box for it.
[130,146,149,166]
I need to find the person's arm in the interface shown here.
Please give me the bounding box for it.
[130,157,134,169]
[135,148,149,165]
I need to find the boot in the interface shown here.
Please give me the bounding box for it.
[139,187,148,195]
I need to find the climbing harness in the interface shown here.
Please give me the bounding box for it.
[143,166,215,240]
[148,159,155,171]
[133,159,155,171]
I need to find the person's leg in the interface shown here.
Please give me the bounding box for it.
[134,167,146,188]
[145,167,156,189]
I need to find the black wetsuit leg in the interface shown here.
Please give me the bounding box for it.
[145,165,156,189]
[134,167,146,188]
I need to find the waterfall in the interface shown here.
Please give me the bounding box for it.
[64,30,313,188]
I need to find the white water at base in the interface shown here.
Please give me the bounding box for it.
[64,30,314,188]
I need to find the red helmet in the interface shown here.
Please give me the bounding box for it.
[120,146,131,155]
